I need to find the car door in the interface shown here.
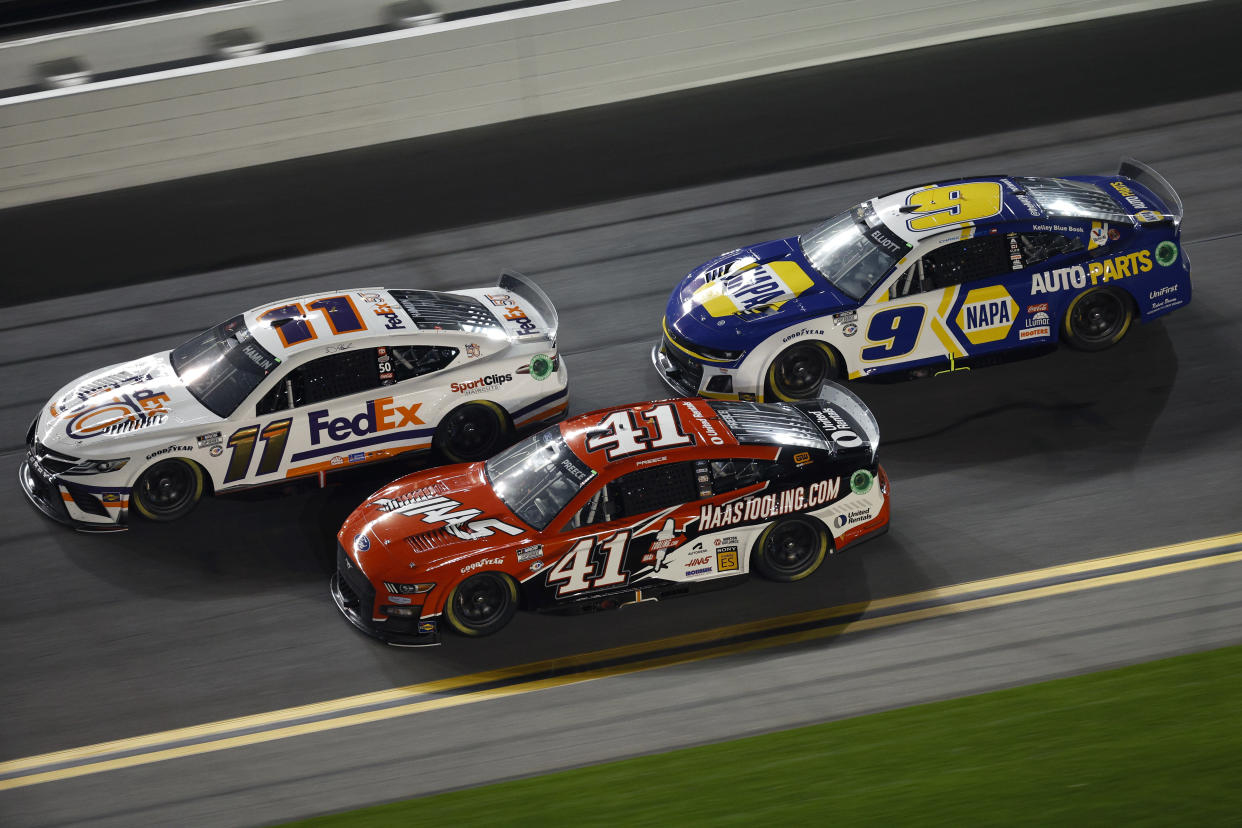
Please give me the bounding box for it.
[852,231,1018,375]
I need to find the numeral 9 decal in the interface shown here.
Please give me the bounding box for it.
[904,182,1003,232]
[223,418,293,483]
[257,295,366,348]
[860,306,926,362]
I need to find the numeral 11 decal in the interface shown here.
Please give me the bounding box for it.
[584,403,693,460]
[223,418,293,483]
[546,531,630,597]
[257,295,366,348]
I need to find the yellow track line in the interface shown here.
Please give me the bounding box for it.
[2,531,1239,790]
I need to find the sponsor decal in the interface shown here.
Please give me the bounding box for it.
[681,400,725,446]
[330,456,347,466]
[781,328,825,344]
[1026,303,1049,314]
[1088,221,1108,251]
[529,560,545,573]
[810,407,863,449]
[376,494,523,541]
[1026,311,1051,328]
[461,557,505,574]
[528,354,554,380]
[64,390,170,440]
[1155,241,1179,267]
[642,552,657,565]
[714,536,738,546]
[101,492,121,503]
[485,293,512,306]
[793,451,812,467]
[833,507,873,529]
[1150,285,1179,300]
[1135,210,1164,223]
[451,374,513,395]
[145,445,192,461]
[832,311,857,326]
[650,535,684,552]
[717,546,739,571]
[465,343,482,359]
[1014,193,1039,215]
[1110,180,1148,210]
[850,469,873,495]
[359,294,405,330]
[699,477,843,532]
[50,371,154,417]
[686,567,714,577]
[843,324,858,337]
[354,534,370,552]
[687,556,712,567]
[210,446,223,457]
[502,303,538,336]
[1008,232,1023,270]
[1031,224,1083,233]
[955,285,1017,345]
[1030,250,1152,295]
[1108,227,1121,241]
[388,595,413,605]
[309,396,423,444]
[1019,327,1051,340]
[517,544,544,562]
[692,261,815,317]
[196,432,222,449]
[348,451,365,463]
[417,620,436,634]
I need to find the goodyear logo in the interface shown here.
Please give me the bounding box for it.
[955,285,1017,344]
[693,261,814,318]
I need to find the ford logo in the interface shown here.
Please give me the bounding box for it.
[354,534,370,552]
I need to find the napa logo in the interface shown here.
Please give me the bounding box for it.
[692,261,815,318]
[955,285,1017,345]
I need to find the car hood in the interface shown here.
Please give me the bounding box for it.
[340,463,535,581]
[665,238,855,353]
[35,352,221,458]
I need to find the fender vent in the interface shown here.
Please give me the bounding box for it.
[406,528,455,553]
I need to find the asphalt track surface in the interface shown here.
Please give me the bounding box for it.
[4,9,1242,828]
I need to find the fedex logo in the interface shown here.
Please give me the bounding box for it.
[309,396,423,445]
[502,303,538,336]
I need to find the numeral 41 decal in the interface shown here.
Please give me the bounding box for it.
[584,403,693,461]
[546,531,630,597]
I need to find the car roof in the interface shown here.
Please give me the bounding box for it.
[560,398,742,471]
[241,287,503,357]
[868,175,1130,247]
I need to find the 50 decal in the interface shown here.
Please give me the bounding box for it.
[860,306,925,362]
[258,295,366,348]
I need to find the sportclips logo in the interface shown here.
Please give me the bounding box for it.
[309,396,423,445]
[451,374,512,395]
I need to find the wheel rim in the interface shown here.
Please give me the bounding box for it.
[763,519,817,576]
[446,406,501,457]
[773,344,830,400]
[454,575,508,628]
[139,461,195,515]
[1070,291,1126,343]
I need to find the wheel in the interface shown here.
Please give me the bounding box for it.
[1062,288,1134,351]
[444,571,518,637]
[766,341,841,401]
[131,458,204,522]
[433,401,512,463]
[752,516,830,582]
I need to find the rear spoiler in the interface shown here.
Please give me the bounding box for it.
[496,270,559,342]
[1118,158,1183,227]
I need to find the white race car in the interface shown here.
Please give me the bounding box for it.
[21,272,568,531]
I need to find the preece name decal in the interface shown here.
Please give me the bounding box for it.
[698,478,842,532]
[375,494,524,540]
[309,396,423,444]
[451,374,512,394]
[1029,250,1152,295]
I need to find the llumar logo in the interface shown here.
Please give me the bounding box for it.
[309,396,423,444]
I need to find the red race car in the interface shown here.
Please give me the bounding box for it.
[332,385,890,645]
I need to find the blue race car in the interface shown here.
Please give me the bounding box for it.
[653,159,1190,401]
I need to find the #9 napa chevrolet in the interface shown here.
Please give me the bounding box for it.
[21,272,567,531]
[332,385,888,645]
[654,158,1191,401]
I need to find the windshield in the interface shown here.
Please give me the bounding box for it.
[799,207,904,300]
[170,315,280,417]
[485,426,596,531]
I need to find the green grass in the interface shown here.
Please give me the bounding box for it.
[288,645,1242,826]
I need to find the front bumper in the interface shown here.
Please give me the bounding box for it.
[19,457,128,533]
[651,339,701,397]
[330,544,440,647]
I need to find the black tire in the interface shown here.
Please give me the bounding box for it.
[433,401,512,463]
[766,341,841,401]
[444,571,518,637]
[1062,288,1134,351]
[131,458,204,522]
[752,516,830,582]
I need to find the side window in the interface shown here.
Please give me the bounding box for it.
[569,461,702,529]
[381,345,458,385]
[709,458,780,495]
[1018,231,1084,267]
[256,349,382,414]
[919,235,1012,289]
